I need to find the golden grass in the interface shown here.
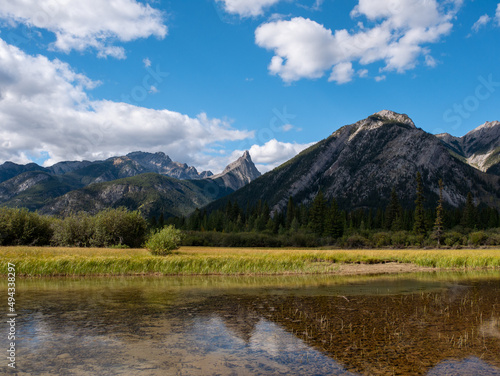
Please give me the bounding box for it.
[1,246,499,277]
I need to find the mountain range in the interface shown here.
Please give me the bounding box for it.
[0,151,260,217]
[1,110,499,217]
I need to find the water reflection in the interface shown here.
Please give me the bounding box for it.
[2,272,500,375]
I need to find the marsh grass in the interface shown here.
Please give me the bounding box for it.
[1,246,499,277]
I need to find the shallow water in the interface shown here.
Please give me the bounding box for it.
[2,272,500,375]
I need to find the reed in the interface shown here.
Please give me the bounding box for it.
[1,246,499,277]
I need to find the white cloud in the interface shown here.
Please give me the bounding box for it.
[374,75,386,82]
[424,54,437,68]
[0,0,167,58]
[0,38,253,170]
[358,69,369,78]
[143,58,152,68]
[329,62,354,84]
[216,0,282,18]
[255,0,461,83]
[206,139,314,174]
[496,3,500,26]
[248,139,315,172]
[472,14,491,32]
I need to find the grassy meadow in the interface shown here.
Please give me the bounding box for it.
[1,246,500,277]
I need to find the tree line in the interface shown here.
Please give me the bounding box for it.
[164,173,500,248]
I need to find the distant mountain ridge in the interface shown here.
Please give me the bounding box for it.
[437,121,500,175]
[0,151,213,186]
[0,150,261,217]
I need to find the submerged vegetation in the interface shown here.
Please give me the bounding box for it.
[1,247,500,277]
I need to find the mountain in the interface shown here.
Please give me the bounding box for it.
[210,151,261,190]
[437,121,500,175]
[205,110,500,214]
[0,171,81,211]
[0,151,212,187]
[0,162,48,184]
[126,151,213,179]
[0,151,219,211]
[39,173,233,218]
[31,151,260,217]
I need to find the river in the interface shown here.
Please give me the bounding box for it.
[2,272,500,375]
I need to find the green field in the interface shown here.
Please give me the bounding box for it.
[1,246,500,277]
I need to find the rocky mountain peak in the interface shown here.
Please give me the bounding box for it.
[372,110,416,128]
[211,151,261,191]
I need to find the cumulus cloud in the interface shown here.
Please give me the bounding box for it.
[472,14,491,32]
[497,3,500,26]
[223,139,314,173]
[0,38,252,169]
[329,62,354,84]
[255,0,461,83]
[0,0,167,58]
[215,0,282,17]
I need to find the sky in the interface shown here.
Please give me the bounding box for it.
[0,0,499,174]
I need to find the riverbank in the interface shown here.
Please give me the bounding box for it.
[1,246,500,277]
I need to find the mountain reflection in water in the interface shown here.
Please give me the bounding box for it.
[2,272,500,375]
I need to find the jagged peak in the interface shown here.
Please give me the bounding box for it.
[471,120,500,132]
[372,110,416,128]
[222,151,255,174]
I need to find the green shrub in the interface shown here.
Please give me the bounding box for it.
[443,231,465,247]
[391,231,408,248]
[90,208,147,248]
[406,234,425,247]
[0,208,53,246]
[485,231,500,246]
[51,213,95,247]
[372,232,391,248]
[343,234,369,248]
[468,231,487,247]
[145,225,182,255]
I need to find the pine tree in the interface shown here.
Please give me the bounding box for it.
[285,197,295,229]
[433,179,444,247]
[324,198,343,238]
[413,172,426,235]
[149,215,158,229]
[462,192,477,229]
[385,187,403,231]
[309,190,327,235]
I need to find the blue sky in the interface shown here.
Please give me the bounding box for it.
[0,0,499,173]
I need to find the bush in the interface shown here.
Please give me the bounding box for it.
[51,213,95,247]
[90,208,148,248]
[51,208,148,248]
[406,234,425,247]
[443,231,465,247]
[391,231,408,248]
[468,231,487,247]
[343,234,369,248]
[145,225,182,255]
[372,232,391,248]
[0,208,53,246]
